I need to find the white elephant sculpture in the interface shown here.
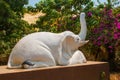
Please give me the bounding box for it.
[7,12,88,69]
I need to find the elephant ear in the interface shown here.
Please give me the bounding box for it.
[61,34,77,51]
[62,35,75,48]
[58,34,75,65]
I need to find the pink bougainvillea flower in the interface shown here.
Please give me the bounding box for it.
[114,32,120,40]
[117,14,120,19]
[108,46,113,49]
[114,33,118,39]
[96,41,101,46]
[97,36,102,40]
[87,12,92,17]
[116,22,120,30]
[114,19,120,30]
[107,9,112,16]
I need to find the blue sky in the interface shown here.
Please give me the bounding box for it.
[28,0,40,7]
[92,0,107,6]
[28,0,107,7]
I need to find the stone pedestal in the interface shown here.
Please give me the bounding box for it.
[0,61,109,80]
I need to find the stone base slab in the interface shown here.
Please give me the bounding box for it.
[0,61,109,80]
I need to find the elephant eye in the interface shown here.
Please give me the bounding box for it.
[75,37,80,41]
[74,36,81,42]
[77,38,79,40]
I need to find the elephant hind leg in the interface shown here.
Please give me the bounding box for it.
[22,46,56,69]
[22,60,35,69]
[22,60,55,69]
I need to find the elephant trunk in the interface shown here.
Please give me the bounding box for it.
[79,12,87,41]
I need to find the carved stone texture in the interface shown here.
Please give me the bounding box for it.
[7,12,89,69]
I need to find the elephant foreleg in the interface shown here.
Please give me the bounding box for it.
[69,50,87,65]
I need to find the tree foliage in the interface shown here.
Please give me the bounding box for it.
[4,0,28,17]
[0,0,32,63]
[35,0,93,33]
